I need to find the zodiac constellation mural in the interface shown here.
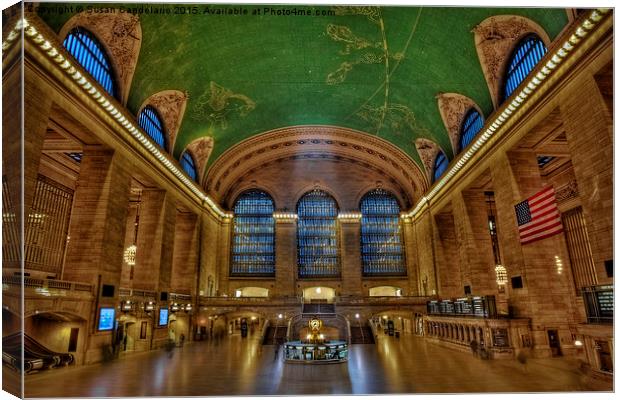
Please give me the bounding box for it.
[192,81,256,130]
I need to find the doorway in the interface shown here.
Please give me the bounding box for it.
[547,330,562,357]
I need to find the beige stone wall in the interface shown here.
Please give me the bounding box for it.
[171,211,200,295]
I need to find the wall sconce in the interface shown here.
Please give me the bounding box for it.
[171,303,180,312]
[145,301,154,312]
[185,304,193,312]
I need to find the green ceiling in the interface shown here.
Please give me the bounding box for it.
[39,4,569,167]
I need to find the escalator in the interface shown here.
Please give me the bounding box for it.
[2,332,74,373]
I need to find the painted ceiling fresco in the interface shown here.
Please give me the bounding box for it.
[39,4,569,167]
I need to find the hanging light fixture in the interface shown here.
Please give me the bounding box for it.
[123,190,141,278]
[495,264,508,285]
[486,192,507,288]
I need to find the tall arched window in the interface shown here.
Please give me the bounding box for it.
[503,34,547,100]
[297,189,339,278]
[360,189,405,276]
[231,190,275,276]
[63,27,115,97]
[459,108,484,152]
[138,106,167,150]
[179,150,198,181]
[433,151,449,183]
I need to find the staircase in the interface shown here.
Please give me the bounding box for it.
[350,325,375,344]
[262,326,288,345]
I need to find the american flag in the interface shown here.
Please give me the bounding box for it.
[514,186,563,245]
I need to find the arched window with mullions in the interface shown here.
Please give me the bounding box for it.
[63,27,116,97]
[360,189,405,276]
[503,34,547,101]
[433,150,449,183]
[138,106,167,150]
[297,189,340,278]
[459,108,484,152]
[179,150,198,181]
[231,190,275,276]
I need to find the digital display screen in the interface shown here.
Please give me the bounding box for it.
[98,307,115,331]
[159,308,169,326]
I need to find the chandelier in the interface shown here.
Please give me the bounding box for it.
[495,264,508,285]
[123,244,137,265]
[123,190,141,278]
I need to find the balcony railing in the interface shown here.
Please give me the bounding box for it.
[582,284,613,324]
[2,275,93,295]
[427,296,497,318]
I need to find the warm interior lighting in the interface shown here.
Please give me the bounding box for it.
[316,287,322,294]
[278,313,283,319]
[355,313,360,319]
[495,264,508,285]
[235,290,242,298]
[574,340,583,346]
[555,255,563,274]
[123,245,137,266]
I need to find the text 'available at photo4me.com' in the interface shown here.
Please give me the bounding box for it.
[29,3,337,17]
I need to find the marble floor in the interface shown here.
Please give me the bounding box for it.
[20,333,592,397]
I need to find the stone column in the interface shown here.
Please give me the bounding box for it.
[198,213,221,296]
[402,218,419,295]
[452,190,496,296]
[433,212,461,298]
[559,75,613,284]
[339,219,362,296]
[171,211,200,295]
[63,149,131,286]
[132,189,176,293]
[62,149,132,363]
[217,219,232,295]
[413,210,438,296]
[275,218,297,297]
[490,150,577,357]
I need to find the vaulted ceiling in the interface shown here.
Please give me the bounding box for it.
[39,4,569,169]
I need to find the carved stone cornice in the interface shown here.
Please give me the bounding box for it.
[556,180,579,203]
[205,125,427,206]
[138,90,188,154]
[472,15,550,108]
[59,11,142,105]
[436,93,479,156]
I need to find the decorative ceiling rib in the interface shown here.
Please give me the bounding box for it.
[205,125,426,207]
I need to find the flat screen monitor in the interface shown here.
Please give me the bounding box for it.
[159,308,169,326]
[98,307,115,331]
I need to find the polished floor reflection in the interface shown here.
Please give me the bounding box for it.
[22,332,588,397]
